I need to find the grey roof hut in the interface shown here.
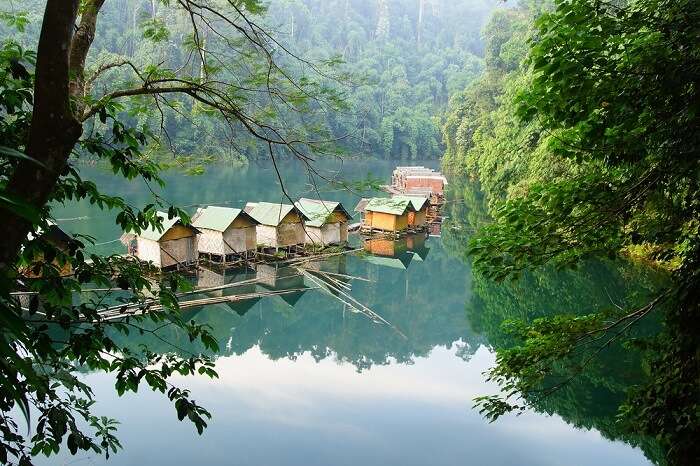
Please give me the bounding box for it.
[192,206,259,260]
[244,202,310,249]
[294,198,352,246]
[129,212,200,269]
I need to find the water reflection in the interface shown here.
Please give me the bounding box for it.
[442,179,668,465]
[112,235,482,370]
[363,234,430,270]
[44,161,660,466]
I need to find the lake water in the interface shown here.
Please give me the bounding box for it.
[44,158,661,466]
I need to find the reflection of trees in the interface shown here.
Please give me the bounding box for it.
[444,179,668,464]
[441,180,490,262]
[108,239,484,371]
[467,263,667,464]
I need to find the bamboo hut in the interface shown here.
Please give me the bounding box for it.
[391,195,429,229]
[192,206,259,262]
[392,166,448,195]
[16,222,78,311]
[21,221,75,278]
[359,197,415,233]
[244,202,309,250]
[295,198,352,246]
[354,198,370,215]
[129,212,200,269]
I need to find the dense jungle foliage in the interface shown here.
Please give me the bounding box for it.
[442,0,700,464]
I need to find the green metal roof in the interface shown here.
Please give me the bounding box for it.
[392,195,429,211]
[137,211,198,242]
[363,197,414,215]
[294,198,351,227]
[191,206,257,232]
[245,202,309,226]
[354,198,370,213]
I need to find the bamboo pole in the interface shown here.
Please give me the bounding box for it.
[299,268,372,283]
[299,268,407,340]
[100,288,315,321]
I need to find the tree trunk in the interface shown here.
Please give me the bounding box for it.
[418,0,424,44]
[0,0,104,269]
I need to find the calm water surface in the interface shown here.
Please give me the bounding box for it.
[44,158,657,466]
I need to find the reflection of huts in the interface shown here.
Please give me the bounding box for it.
[303,254,347,275]
[363,237,414,270]
[256,263,309,307]
[194,265,261,314]
[406,233,430,262]
[362,234,430,270]
[294,198,351,246]
[392,196,429,229]
[358,197,415,233]
[196,264,254,293]
[129,212,200,269]
[244,202,309,250]
[192,206,259,261]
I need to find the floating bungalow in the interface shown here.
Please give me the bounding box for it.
[295,198,352,246]
[356,197,415,234]
[21,221,75,278]
[354,198,370,216]
[392,166,448,195]
[391,195,430,229]
[127,212,200,269]
[192,206,259,262]
[244,202,309,250]
[386,166,448,208]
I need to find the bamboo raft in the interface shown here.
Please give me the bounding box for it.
[16,248,404,337]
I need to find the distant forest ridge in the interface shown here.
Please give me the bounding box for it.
[8,0,500,160]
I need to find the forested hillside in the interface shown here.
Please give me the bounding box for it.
[8,0,496,161]
[442,2,551,204]
[263,0,495,159]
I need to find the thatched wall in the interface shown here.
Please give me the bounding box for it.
[136,237,162,267]
[223,225,256,252]
[198,226,257,255]
[303,222,343,245]
[257,223,303,248]
[160,236,197,268]
[366,211,408,232]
